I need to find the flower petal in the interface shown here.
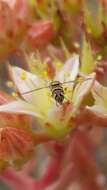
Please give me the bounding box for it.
[0,91,31,130]
[55,54,80,84]
[26,20,54,48]
[0,127,35,169]
[87,81,107,116]
[88,105,107,115]
[9,65,42,100]
[92,81,107,107]
[0,99,43,119]
[9,66,53,115]
[72,73,96,114]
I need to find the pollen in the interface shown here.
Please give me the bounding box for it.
[43,71,48,78]
[20,72,27,80]
[56,61,62,69]
[11,92,18,97]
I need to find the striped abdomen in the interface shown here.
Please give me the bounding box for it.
[50,81,64,104]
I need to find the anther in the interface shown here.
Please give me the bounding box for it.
[43,71,48,77]
[20,72,27,80]
[11,92,18,98]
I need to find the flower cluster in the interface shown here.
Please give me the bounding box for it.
[0,53,107,189]
[0,0,107,190]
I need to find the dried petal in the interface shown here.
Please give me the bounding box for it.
[26,20,54,48]
[0,127,34,168]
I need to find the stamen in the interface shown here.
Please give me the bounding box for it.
[73,42,80,48]
[11,92,18,98]
[56,61,62,69]
[6,80,14,88]
[97,54,102,61]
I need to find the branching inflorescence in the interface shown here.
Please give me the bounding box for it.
[0,0,107,190]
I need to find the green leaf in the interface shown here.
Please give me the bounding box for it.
[80,36,96,74]
[84,4,102,38]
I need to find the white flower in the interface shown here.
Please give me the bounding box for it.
[87,81,107,117]
[0,55,95,138]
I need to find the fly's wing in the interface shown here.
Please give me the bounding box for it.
[21,85,50,95]
[61,76,94,101]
